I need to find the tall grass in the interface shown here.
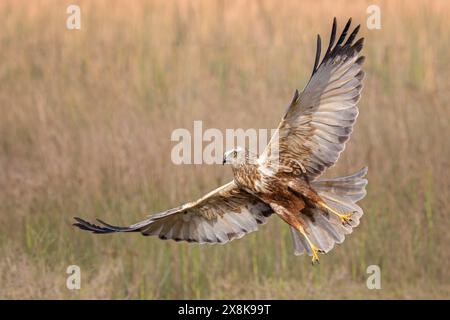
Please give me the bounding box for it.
[0,0,449,299]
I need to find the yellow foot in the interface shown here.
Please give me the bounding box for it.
[310,245,325,265]
[337,212,354,226]
[292,221,325,265]
[318,201,355,226]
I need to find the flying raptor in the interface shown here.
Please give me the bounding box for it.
[74,18,367,263]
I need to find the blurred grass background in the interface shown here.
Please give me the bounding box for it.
[0,0,449,299]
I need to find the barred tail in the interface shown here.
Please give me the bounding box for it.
[290,167,368,256]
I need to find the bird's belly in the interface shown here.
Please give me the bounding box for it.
[256,183,305,214]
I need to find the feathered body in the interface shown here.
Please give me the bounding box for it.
[231,154,313,215]
[73,18,368,263]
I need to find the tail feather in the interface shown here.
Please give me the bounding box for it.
[290,227,313,256]
[312,166,368,202]
[291,167,368,256]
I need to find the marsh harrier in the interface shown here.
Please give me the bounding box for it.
[74,18,367,263]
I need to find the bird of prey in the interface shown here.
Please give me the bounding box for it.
[74,18,367,263]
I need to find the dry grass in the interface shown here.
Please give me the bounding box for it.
[0,0,449,299]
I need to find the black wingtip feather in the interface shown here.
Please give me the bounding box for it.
[335,18,352,48]
[72,217,118,234]
[311,18,364,77]
[311,34,322,77]
[96,218,135,232]
[352,37,364,53]
[324,18,337,59]
[345,25,361,46]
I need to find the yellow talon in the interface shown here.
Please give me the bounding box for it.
[292,221,324,264]
[318,201,354,226]
[338,212,353,225]
[303,232,323,264]
[310,245,322,265]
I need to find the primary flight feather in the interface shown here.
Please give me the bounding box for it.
[74,18,367,263]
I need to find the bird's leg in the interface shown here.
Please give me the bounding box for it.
[294,222,324,264]
[287,180,354,226]
[272,202,323,264]
[318,201,355,226]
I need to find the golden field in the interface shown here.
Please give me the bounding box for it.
[0,0,449,299]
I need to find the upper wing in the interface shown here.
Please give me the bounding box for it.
[260,18,365,181]
[73,181,273,244]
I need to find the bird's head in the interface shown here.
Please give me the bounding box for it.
[222,147,247,167]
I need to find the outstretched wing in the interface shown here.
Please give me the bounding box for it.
[260,18,365,181]
[73,181,273,244]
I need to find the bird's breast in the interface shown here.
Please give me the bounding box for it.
[233,163,267,194]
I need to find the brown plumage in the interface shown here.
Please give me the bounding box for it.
[73,18,368,263]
